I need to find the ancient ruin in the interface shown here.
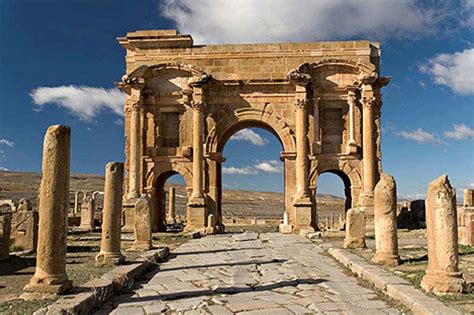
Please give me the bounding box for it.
[373,173,399,266]
[79,192,95,231]
[421,175,465,294]
[11,198,38,251]
[24,125,72,295]
[343,207,366,249]
[133,196,153,250]
[116,30,389,233]
[96,162,125,264]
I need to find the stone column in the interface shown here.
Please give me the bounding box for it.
[347,90,357,154]
[373,173,400,266]
[421,175,466,294]
[314,96,320,146]
[292,86,314,233]
[79,193,95,231]
[132,196,152,250]
[167,187,176,224]
[360,92,376,210]
[96,162,125,264]
[24,125,72,295]
[343,208,366,249]
[128,101,142,199]
[73,192,80,215]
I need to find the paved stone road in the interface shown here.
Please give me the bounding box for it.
[99,233,402,314]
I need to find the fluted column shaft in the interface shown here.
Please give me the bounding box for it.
[348,91,357,145]
[191,102,204,200]
[362,95,375,196]
[128,102,141,199]
[294,99,310,199]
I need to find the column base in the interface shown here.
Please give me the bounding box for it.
[421,271,466,294]
[95,251,125,265]
[131,240,153,251]
[343,236,366,249]
[78,224,94,232]
[293,196,315,232]
[372,252,400,266]
[23,275,72,295]
[279,224,293,234]
[186,202,207,233]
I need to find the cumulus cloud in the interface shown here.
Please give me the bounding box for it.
[30,85,125,121]
[161,0,442,44]
[0,166,8,171]
[230,129,268,146]
[0,139,15,147]
[420,48,474,95]
[222,166,257,175]
[398,128,443,144]
[444,124,474,140]
[223,160,282,175]
[255,160,282,174]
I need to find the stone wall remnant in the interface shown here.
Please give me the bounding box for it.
[343,208,366,249]
[133,196,152,250]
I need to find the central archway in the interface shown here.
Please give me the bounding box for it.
[205,107,297,229]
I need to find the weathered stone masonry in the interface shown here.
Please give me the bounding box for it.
[117,30,390,233]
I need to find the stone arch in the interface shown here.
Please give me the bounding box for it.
[309,161,362,210]
[309,58,376,77]
[147,163,193,191]
[206,107,296,155]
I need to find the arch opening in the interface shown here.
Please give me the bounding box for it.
[218,125,285,232]
[316,170,352,231]
[152,171,189,232]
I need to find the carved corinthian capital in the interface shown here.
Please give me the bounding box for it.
[294,98,309,110]
[362,96,376,109]
[190,100,205,112]
[287,63,312,86]
[347,91,357,106]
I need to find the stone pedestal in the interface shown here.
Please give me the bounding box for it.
[343,208,366,249]
[132,196,152,251]
[12,209,38,252]
[0,214,11,260]
[96,162,125,264]
[79,194,95,231]
[373,173,400,266]
[421,175,466,294]
[279,211,293,234]
[185,199,207,234]
[24,125,72,295]
[205,214,217,235]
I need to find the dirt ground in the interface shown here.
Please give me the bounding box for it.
[0,230,190,315]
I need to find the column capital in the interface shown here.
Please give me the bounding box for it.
[294,98,309,110]
[287,63,312,86]
[361,96,376,109]
[190,100,205,112]
[347,90,357,105]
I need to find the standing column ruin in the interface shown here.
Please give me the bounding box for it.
[132,196,152,250]
[343,208,366,249]
[347,90,357,153]
[373,173,400,266]
[128,101,142,199]
[24,125,72,295]
[96,162,125,264]
[167,186,176,224]
[79,192,95,231]
[421,175,466,294]
[73,191,80,215]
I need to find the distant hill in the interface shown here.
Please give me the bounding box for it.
[0,170,346,218]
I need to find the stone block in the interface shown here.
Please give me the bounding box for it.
[11,210,38,251]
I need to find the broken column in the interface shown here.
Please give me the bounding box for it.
[24,125,72,295]
[166,187,176,224]
[96,162,125,264]
[343,208,366,249]
[132,196,152,250]
[11,198,38,251]
[79,192,95,231]
[373,173,400,266]
[0,213,11,260]
[464,189,474,208]
[206,214,217,235]
[421,175,465,294]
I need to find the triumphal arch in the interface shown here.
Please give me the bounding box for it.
[117,30,390,234]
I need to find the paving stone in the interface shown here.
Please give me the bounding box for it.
[143,303,167,314]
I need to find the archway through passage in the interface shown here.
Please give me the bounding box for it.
[152,172,189,232]
[316,171,351,231]
[220,127,284,231]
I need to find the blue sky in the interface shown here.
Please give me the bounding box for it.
[0,0,473,199]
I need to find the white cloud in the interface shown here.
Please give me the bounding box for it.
[0,139,15,147]
[161,0,442,44]
[470,182,474,188]
[398,128,443,144]
[222,166,257,175]
[444,124,474,140]
[420,48,474,95]
[230,129,268,146]
[30,85,125,121]
[0,167,8,171]
[255,160,282,174]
